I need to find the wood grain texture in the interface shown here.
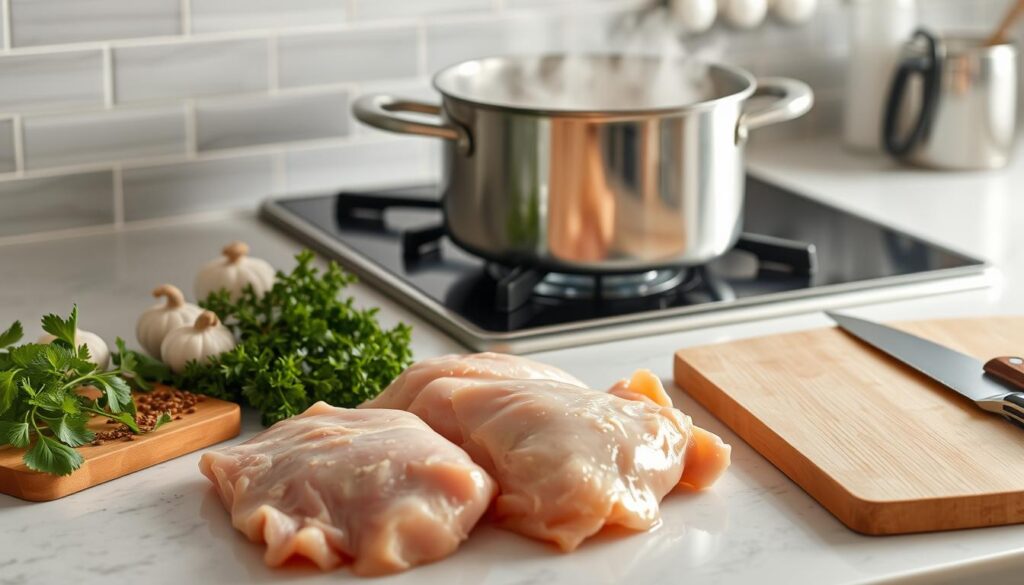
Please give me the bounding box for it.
[674,317,1024,535]
[0,385,240,502]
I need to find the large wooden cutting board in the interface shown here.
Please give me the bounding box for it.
[674,317,1024,535]
[0,386,240,502]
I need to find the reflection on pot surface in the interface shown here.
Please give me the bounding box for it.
[355,54,814,273]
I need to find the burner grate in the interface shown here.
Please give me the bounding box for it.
[334,190,820,313]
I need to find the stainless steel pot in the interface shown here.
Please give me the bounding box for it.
[354,54,813,273]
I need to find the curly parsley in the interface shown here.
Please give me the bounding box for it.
[175,250,413,426]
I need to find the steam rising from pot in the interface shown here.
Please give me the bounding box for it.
[434,5,723,112]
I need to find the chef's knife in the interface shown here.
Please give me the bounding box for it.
[825,312,1024,429]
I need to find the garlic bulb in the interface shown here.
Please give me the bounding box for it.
[136,284,203,360]
[671,0,718,33]
[160,311,236,374]
[770,0,816,25]
[195,241,276,302]
[38,329,110,370]
[721,0,768,29]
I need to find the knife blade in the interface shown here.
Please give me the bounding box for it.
[825,312,1024,428]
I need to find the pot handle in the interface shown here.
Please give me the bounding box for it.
[353,94,472,154]
[737,77,814,143]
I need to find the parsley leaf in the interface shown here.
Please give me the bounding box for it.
[177,250,413,425]
[41,305,78,347]
[112,338,170,391]
[25,434,83,476]
[92,373,134,414]
[0,420,30,448]
[152,412,173,431]
[0,307,165,476]
[103,411,141,434]
[44,412,94,447]
[0,321,23,348]
[0,370,18,416]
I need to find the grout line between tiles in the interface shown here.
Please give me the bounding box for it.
[184,98,198,157]
[181,0,192,36]
[0,132,410,182]
[0,77,382,119]
[112,165,124,225]
[0,208,250,249]
[102,44,114,108]
[0,15,424,58]
[1,0,10,50]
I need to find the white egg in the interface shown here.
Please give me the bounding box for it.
[722,0,768,29]
[771,0,817,25]
[671,0,718,33]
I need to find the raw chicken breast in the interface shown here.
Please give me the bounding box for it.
[362,352,588,447]
[609,369,732,491]
[367,354,731,552]
[362,352,586,411]
[199,402,497,576]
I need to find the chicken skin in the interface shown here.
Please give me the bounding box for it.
[364,355,731,551]
[199,402,497,576]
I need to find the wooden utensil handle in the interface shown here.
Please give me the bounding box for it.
[984,356,1024,391]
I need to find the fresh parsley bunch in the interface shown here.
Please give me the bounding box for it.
[177,250,413,426]
[0,307,168,476]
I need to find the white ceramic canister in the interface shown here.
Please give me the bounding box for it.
[843,0,917,152]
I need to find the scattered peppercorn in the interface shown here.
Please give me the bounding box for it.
[91,388,202,446]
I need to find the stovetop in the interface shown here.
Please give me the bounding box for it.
[262,175,989,353]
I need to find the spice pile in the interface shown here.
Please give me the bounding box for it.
[93,388,202,445]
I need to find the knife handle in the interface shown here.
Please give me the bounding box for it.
[984,356,1024,391]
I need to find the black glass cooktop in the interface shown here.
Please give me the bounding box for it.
[262,175,988,353]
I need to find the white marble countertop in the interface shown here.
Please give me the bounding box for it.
[2,134,1023,585]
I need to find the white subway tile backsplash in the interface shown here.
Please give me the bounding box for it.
[355,0,492,20]
[278,25,419,87]
[0,0,993,239]
[190,0,348,33]
[196,91,350,152]
[113,39,270,103]
[122,155,275,221]
[505,0,616,7]
[10,0,181,47]
[284,138,437,194]
[0,171,115,236]
[0,51,105,114]
[23,106,187,170]
[920,0,1001,31]
[0,120,15,173]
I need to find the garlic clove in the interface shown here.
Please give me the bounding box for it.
[770,0,817,25]
[136,283,203,360]
[195,241,276,302]
[38,328,111,370]
[671,0,718,34]
[160,310,237,374]
[722,0,768,29]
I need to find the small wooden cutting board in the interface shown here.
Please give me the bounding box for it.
[0,386,240,502]
[674,317,1024,535]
